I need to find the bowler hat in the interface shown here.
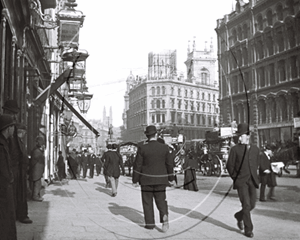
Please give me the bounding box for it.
[236,123,250,135]
[144,125,157,136]
[0,114,16,132]
[2,100,20,113]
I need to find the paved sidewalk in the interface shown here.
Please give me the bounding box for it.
[17,172,300,240]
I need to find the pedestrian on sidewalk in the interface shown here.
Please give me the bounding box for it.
[101,144,113,188]
[3,100,33,224]
[89,152,96,178]
[0,114,18,239]
[226,123,260,238]
[104,143,124,197]
[81,149,89,178]
[182,149,198,191]
[132,125,175,232]
[259,144,277,201]
[56,151,66,181]
[95,153,102,176]
[76,151,82,178]
[29,136,46,202]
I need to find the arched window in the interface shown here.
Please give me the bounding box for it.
[276,4,283,21]
[256,39,264,60]
[286,20,296,48]
[162,100,165,108]
[266,35,274,56]
[156,100,160,108]
[278,60,286,82]
[178,88,181,96]
[157,86,160,95]
[237,26,243,40]
[287,0,294,15]
[232,29,237,44]
[151,100,155,108]
[162,86,166,95]
[152,87,155,95]
[171,87,174,95]
[257,15,263,31]
[269,63,275,86]
[202,92,205,100]
[185,89,188,97]
[276,30,284,52]
[197,91,200,99]
[267,10,273,26]
[243,24,248,39]
[190,90,193,98]
[242,47,248,65]
[208,94,211,101]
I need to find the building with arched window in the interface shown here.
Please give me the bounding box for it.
[216,0,300,147]
[122,47,219,142]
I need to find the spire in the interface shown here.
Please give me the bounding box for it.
[193,36,196,51]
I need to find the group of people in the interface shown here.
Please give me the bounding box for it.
[0,100,47,240]
[56,149,103,181]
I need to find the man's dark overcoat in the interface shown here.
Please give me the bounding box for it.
[0,133,17,239]
[103,151,124,178]
[226,144,260,190]
[133,140,174,185]
[259,152,276,187]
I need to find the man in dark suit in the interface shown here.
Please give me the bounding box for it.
[132,125,175,232]
[226,123,260,238]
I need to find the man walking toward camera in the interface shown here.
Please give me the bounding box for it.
[226,123,260,238]
[132,125,175,232]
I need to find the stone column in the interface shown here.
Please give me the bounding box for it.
[0,10,7,111]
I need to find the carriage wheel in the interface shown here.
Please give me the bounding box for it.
[212,155,221,177]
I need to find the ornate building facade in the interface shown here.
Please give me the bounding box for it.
[122,44,219,142]
[215,0,300,146]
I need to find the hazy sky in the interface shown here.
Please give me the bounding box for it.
[75,0,236,127]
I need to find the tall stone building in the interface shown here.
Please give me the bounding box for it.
[216,0,300,146]
[122,42,219,142]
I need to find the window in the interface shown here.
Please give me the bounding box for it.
[287,0,294,15]
[243,24,248,39]
[171,98,175,108]
[185,114,188,124]
[178,88,181,96]
[190,90,193,98]
[257,15,263,31]
[178,113,182,124]
[202,92,205,100]
[185,100,188,110]
[197,91,200,99]
[191,101,194,111]
[152,115,155,123]
[278,60,286,82]
[185,89,188,97]
[162,100,165,108]
[171,112,175,123]
[151,100,155,108]
[191,114,194,124]
[202,103,205,112]
[201,73,208,84]
[171,87,174,95]
[276,31,284,52]
[178,99,181,109]
[197,102,200,111]
[162,86,166,95]
[162,114,165,123]
[157,114,161,123]
[157,87,160,95]
[267,10,273,26]
[152,87,155,95]
[156,100,160,108]
[238,26,242,40]
[232,29,237,44]
[208,94,211,101]
[276,4,283,21]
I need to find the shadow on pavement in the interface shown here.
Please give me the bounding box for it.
[169,205,240,234]
[108,202,144,227]
[253,208,300,222]
[94,182,113,196]
[45,188,76,197]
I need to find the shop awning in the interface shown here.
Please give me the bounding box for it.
[34,69,72,106]
[54,90,100,137]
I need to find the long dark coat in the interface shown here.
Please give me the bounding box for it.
[0,133,17,240]
[183,157,198,191]
[103,151,124,178]
[259,152,277,187]
[133,140,174,185]
[226,144,260,190]
[29,147,45,182]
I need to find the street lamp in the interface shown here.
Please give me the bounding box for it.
[76,92,93,114]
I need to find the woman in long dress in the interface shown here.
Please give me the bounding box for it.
[183,150,199,191]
